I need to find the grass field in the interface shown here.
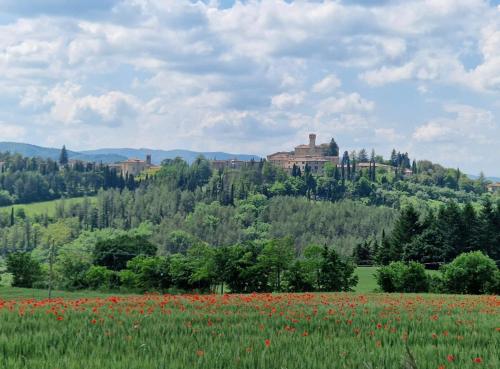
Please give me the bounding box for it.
[0,292,497,369]
[0,196,96,217]
[354,266,379,293]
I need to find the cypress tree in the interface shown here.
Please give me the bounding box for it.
[59,145,69,166]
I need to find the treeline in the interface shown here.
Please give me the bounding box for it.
[0,151,134,205]
[5,230,357,294]
[0,194,395,258]
[353,199,500,264]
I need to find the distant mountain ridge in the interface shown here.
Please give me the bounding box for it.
[0,142,260,164]
[467,174,500,183]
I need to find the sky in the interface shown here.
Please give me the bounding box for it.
[0,0,499,176]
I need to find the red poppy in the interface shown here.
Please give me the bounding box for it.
[264,339,271,347]
[447,355,454,362]
[473,357,482,363]
[196,350,204,357]
[56,316,64,321]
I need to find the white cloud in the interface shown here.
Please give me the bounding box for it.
[375,128,405,143]
[413,122,451,142]
[0,122,26,140]
[413,104,496,142]
[312,74,341,94]
[271,92,305,110]
[317,93,374,115]
[40,82,141,126]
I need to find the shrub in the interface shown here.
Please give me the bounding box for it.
[84,266,117,290]
[123,256,172,291]
[441,251,499,295]
[376,261,429,293]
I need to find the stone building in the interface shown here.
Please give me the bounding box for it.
[211,159,248,171]
[267,134,339,174]
[110,155,158,176]
[487,182,500,193]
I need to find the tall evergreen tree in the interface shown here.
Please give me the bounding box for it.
[59,145,69,166]
[326,138,339,156]
[389,204,422,261]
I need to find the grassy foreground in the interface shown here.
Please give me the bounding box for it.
[0,292,498,369]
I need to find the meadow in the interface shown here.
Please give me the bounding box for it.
[0,196,96,217]
[0,292,497,369]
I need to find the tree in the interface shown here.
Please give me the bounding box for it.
[93,234,157,271]
[161,230,199,255]
[353,239,374,265]
[358,149,368,162]
[284,260,314,292]
[257,237,295,291]
[84,265,117,289]
[121,255,172,291]
[411,160,417,174]
[6,252,42,288]
[326,138,339,156]
[389,204,422,261]
[303,244,324,289]
[318,246,358,291]
[59,145,69,166]
[478,198,500,260]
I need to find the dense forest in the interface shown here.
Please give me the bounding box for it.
[0,149,135,205]
[0,147,498,293]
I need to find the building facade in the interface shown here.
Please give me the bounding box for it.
[487,182,500,193]
[267,134,339,174]
[211,159,248,171]
[110,155,158,176]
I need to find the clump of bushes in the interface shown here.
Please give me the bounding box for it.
[377,251,500,295]
[441,251,499,295]
[376,261,429,293]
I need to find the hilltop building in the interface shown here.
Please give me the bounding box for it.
[267,134,339,174]
[0,161,5,172]
[110,155,159,176]
[211,159,249,171]
[487,182,500,193]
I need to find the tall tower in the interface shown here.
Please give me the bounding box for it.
[146,154,152,165]
[309,133,316,149]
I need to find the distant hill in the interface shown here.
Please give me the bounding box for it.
[81,148,260,164]
[467,174,500,183]
[0,142,260,164]
[0,142,126,163]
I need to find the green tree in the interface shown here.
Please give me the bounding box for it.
[121,255,172,291]
[326,138,339,156]
[59,145,69,166]
[257,237,295,291]
[84,265,117,289]
[6,252,42,288]
[318,246,358,291]
[389,204,422,261]
[93,234,157,271]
